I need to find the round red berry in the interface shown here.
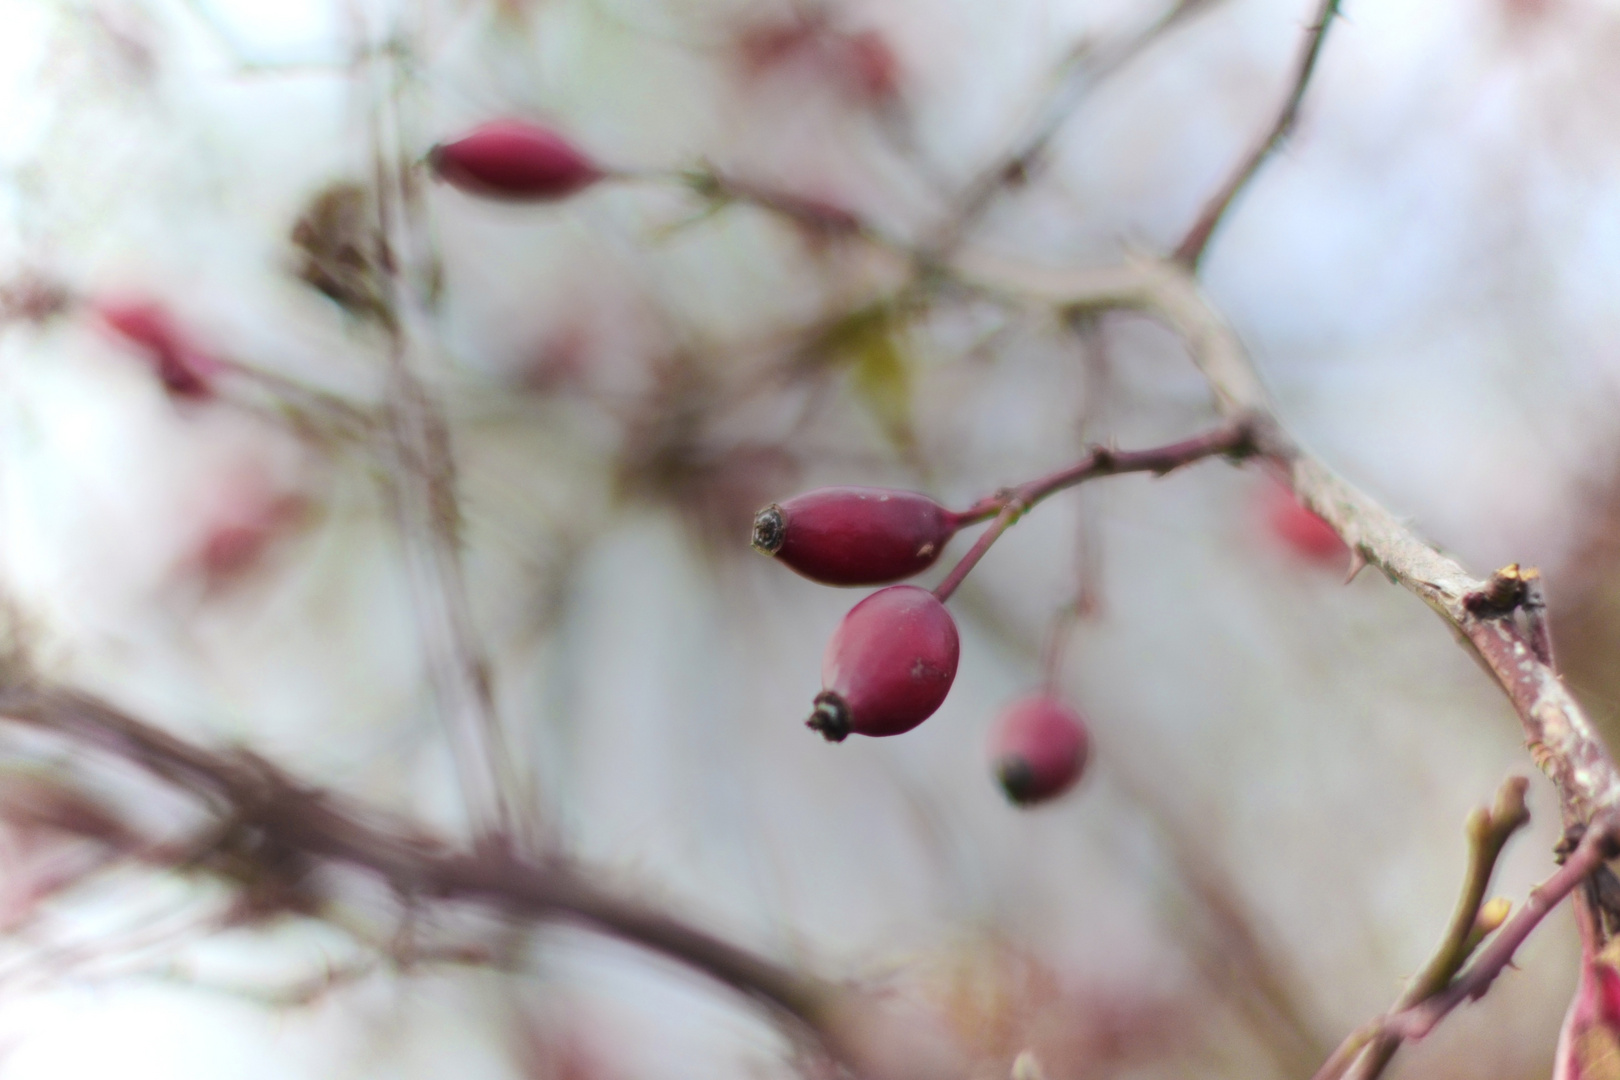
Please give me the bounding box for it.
[988,695,1089,806]
[752,487,958,586]
[808,585,959,741]
[428,121,603,202]
[1260,479,1346,564]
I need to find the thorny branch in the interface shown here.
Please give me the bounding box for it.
[1312,814,1620,1080]
[953,250,1620,830]
[1311,777,1531,1080]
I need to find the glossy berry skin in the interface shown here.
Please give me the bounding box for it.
[1261,480,1347,564]
[988,695,1089,806]
[428,121,602,202]
[808,585,959,741]
[752,487,958,586]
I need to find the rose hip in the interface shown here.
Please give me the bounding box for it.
[428,121,603,202]
[1260,479,1346,564]
[988,694,1089,806]
[752,487,958,586]
[807,585,959,741]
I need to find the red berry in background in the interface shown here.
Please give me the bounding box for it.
[752,487,959,586]
[808,585,959,742]
[988,695,1089,806]
[428,121,603,202]
[94,299,220,399]
[1260,478,1347,565]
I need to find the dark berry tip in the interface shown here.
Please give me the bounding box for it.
[995,756,1037,805]
[751,505,785,556]
[806,692,851,742]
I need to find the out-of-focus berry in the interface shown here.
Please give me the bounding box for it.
[428,121,603,202]
[988,695,1090,806]
[95,299,220,399]
[1260,479,1347,565]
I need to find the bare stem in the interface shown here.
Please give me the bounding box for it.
[1173,0,1344,269]
[363,29,521,844]
[1385,819,1618,1044]
[1314,777,1531,1080]
[932,419,1258,602]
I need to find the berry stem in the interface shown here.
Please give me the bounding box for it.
[935,417,1259,601]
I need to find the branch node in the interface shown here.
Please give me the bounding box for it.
[1464,564,1532,617]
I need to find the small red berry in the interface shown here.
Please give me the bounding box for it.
[428,121,603,202]
[988,695,1089,806]
[95,299,219,399]
[1260,479,1347,564]
[808,585,959,741]
[752,487,958,586]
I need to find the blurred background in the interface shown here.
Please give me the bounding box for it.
[0,0,1618,1076]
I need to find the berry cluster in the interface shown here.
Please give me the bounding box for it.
[752,484,1088,806]
[752,422,1264,807]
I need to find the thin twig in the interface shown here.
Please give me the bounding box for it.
[1313,777,1531,1080]
[1172,0,1344,269]
[931,419,1258,602]
[925,0,1227,261]
[362,29,521,844]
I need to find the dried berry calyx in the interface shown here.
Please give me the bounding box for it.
[989,694,1090,806]
[428,120,604,202]
[809,584,959,741]
[752,487,959,586]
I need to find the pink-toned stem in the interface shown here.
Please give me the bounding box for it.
[1386,819,1617,1042]
[933,418,1258,602]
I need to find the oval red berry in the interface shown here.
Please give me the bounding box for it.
[1260,479,1346,564]
[988,695,1089,806]
[429,121,602,202]
[808,585,959,741]
[753,487,958,586]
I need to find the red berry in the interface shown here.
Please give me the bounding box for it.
[808,585,959,741]
[988,695,1089,806]
[752,487,958,586]
[95,299,219,399]
[428,121,603,202]
[1260,479,1346,564]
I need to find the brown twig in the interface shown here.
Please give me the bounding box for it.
[931,418,1259,602]
[1172,0,1344,269]
[1312,777,1531,1080]
[0,683,956,1080]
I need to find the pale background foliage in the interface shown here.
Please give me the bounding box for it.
[0,0,1617,1077]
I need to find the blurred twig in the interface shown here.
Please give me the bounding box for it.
[1173,0,1344,269]
[925,0,1229,260]
[360,28,522,845]
[0,683,961,1080]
